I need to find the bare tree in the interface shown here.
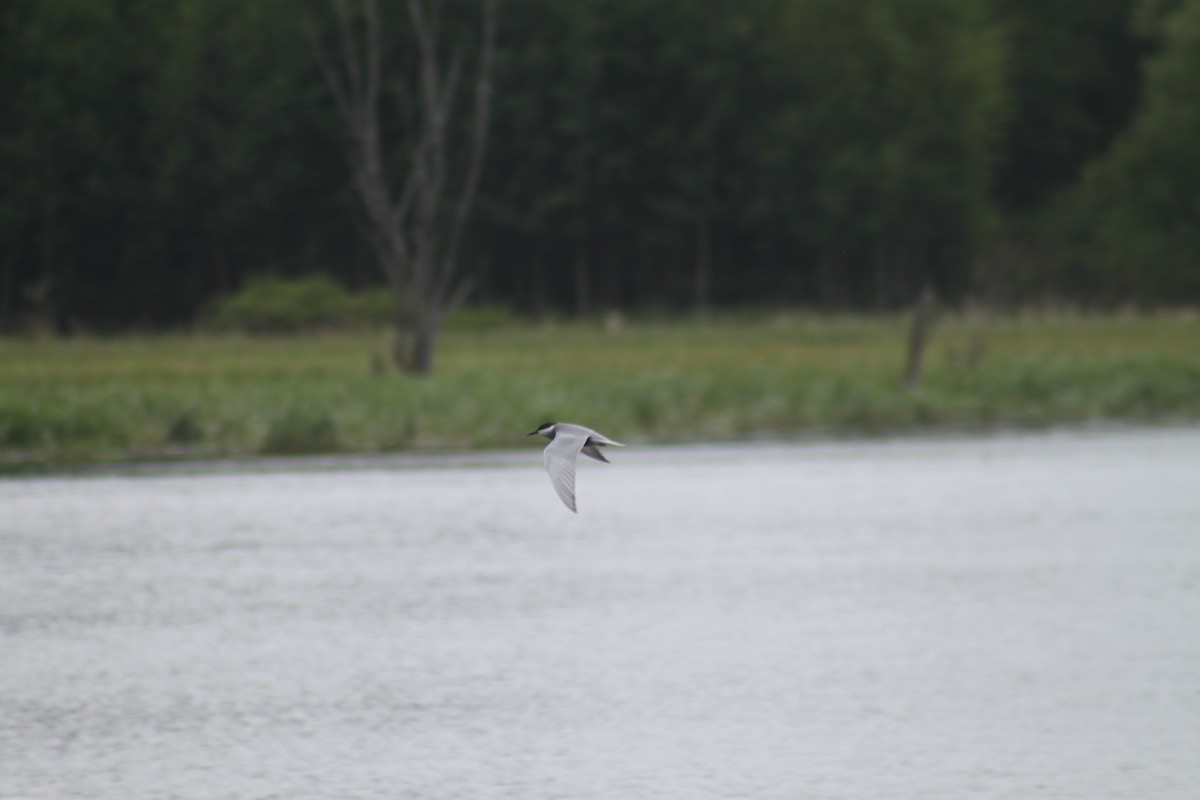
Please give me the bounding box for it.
[311,0,497,374]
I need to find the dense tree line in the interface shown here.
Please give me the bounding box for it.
[1,0,1196,331]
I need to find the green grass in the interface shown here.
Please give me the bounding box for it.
[2,310,1199,470]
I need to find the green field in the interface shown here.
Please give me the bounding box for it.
[2,311,1199,470]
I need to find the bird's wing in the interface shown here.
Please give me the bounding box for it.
[543,429,590,512]
[580,444,610,463]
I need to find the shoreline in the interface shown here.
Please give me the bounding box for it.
[6,417,1195,480]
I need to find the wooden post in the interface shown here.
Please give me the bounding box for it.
[904,285,936,390]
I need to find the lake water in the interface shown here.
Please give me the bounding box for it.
[2,427,1199,799]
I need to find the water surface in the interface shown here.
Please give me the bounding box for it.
[3,427,1199,799]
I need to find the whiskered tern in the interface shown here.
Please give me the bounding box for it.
[527,422,624,512]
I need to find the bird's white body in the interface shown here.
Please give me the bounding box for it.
[528,422,624,512]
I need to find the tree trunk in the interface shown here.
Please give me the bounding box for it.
[903,285,936,390]
[391,328,410,371]
[391,309,438,375]
[407,318,437,374]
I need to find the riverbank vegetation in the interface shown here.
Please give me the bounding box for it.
[2,311,1197,470]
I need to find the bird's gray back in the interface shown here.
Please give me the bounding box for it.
[556,422,623,446]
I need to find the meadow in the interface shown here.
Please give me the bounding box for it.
[2,311,1198,470]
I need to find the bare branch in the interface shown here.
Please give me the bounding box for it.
[363,0,382,128]
[332,0,363,111]
[406,0,430,48]
[438,0,497,300]
[306,24,353,127]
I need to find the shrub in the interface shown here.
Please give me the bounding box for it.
[444,304,522,332]
[202,276,392,333]
[201,275,529,335]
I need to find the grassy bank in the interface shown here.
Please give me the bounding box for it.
[2,311,1199,470]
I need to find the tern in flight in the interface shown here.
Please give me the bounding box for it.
[527,422,624,512]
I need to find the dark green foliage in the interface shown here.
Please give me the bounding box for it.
[755,0,1006,306]
[0,0,358,331]
[0,0,1192,330]
[989,0,1149,215]
[1046,0,1200,304]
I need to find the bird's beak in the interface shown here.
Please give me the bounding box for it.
[526,430,538,436]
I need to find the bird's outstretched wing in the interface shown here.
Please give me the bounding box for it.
[543,428,590,512]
